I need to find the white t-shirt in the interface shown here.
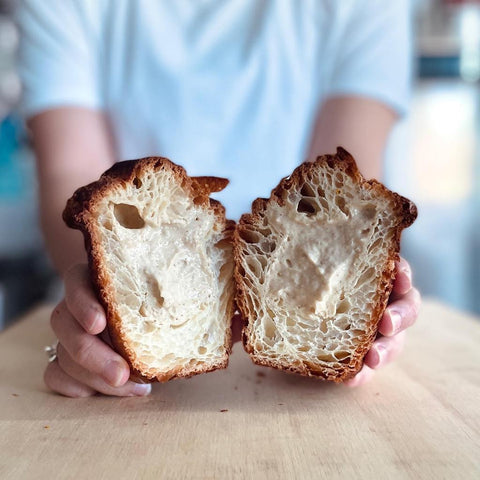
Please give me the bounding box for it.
[16,0,411,219]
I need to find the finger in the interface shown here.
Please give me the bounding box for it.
[379,287,421,337]
[50,302,130,387]
[344,365,375,387]
[391,257,413,298]
[57,344,151,397]
[44,360,96,398]
[364,331,407,369]
[64,264,106,335]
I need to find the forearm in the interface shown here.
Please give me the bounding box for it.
[306,96,398,180]
[29,108,116,276]
[38,178,89,274]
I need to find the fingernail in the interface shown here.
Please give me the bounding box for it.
[133,383,152,396]
[372,344,386,368]
[402,265,411,281]
[402,268,412,292]
[89,310,103,332]
[104,360,126,386]
[94,308,105,324]
[389,310,401,335]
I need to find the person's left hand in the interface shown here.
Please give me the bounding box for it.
[345,257,421,387]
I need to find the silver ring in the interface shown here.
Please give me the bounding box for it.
[44,341,58,363]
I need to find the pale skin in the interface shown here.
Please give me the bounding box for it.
[30,97,421,397]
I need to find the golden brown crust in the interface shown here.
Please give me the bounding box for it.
[63,157,234,383]
[234,147,417,382]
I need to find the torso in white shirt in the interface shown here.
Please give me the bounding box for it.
[17,0,410,219]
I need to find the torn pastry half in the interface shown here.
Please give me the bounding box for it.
[64,158,235,382]
[234,147,417,382]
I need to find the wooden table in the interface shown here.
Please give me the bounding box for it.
[1,300,479,479]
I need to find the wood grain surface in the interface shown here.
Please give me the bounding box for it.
[0,300,479,480]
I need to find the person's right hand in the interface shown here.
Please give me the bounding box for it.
[44,264,152,397]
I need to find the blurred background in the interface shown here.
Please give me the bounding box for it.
[0,0,479,329]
